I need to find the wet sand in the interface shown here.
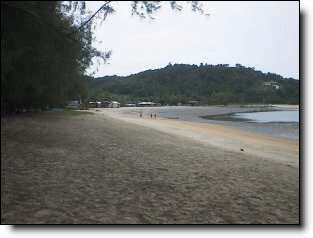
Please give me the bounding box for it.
[1,111,299,224]
[113,105,299,140]
[99,108,299,164]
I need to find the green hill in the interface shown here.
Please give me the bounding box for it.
[87,63,299,106]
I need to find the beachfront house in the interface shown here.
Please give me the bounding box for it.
[109,101,120,108]
[66,100,81,109]
[188,100,200,106]
[89,100,120,108]
[88,101,103,108]
[101,100,111,108]
[88,102,96,108]
[124,103,136,107]
[137,102,157,107]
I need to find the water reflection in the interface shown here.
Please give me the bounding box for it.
[232,111,299,123]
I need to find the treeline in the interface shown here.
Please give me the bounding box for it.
[1,1,97,114]
[1,1,207,115]
[88,63,299,105]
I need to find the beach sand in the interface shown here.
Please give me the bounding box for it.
[99,108,299,165]
[1,110,299,224]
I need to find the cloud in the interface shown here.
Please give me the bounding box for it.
[86,1,299,79]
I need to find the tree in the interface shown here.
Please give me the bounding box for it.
[88,63,299,105]
[1,1,208,114]
[1,1,109,114]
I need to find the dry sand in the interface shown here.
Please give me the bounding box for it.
[98,108,299,165]
[1,111,299,224]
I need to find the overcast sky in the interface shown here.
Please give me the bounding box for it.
[85,1,299,79]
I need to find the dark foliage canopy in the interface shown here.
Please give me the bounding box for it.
[88,63,299,106]
[1,1,206,114]
[1,1,103,113]
[2,1,297,112]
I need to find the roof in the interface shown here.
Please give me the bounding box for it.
[67,100,80,104]
[138,102,156,105]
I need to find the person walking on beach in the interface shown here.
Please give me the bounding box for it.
[154,113,156,119]
[139,112,142,118]
[150,113,153,119]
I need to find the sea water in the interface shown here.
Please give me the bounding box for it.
[232,110,299,123]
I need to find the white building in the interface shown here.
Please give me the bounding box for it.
[273,84,280,90]
[109,101,120,108]
[66,100,81,109]
[264,81,280,90]
[124,103,136,107]
[137,102,157,107]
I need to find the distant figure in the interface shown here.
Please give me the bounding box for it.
[150,113,153,119]
[139,112,142,118]
[154,113,156,119]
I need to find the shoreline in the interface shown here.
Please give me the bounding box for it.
[111,105,299,140]
[200,110,299,124]
[90,108,299,166]
[2,111,299,223]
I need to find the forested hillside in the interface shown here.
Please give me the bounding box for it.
[88,63,299,105]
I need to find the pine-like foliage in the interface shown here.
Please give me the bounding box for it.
[1,1,100,113]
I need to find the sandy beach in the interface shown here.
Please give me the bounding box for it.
[97,107,299,164]
[1,109,299,224]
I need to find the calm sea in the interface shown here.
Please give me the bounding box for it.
[232,110,299,123]
[119,106,299,140]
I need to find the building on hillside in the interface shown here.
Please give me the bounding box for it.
[273,84,280,90]
[264,81,280,90]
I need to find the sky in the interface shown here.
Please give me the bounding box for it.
[85,1,299,79]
